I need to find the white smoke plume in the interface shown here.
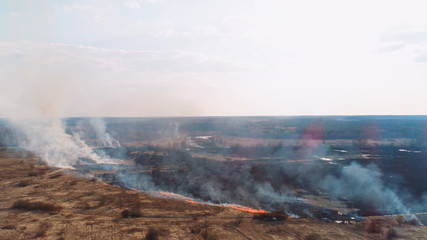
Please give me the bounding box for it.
[9,118,111,168]
[0,41,120,168]
[89,118,121,148]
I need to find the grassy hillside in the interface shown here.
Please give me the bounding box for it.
[0,149,425,240]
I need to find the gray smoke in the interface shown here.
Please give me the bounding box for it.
[0,42,121,168]
[320,162,407,213]
[8,117,118,168]
[88,118,121,148]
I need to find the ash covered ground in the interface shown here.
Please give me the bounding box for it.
[1,116,427,224]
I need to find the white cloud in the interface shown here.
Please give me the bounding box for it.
[124,0,161,9]
[380,26,427,63]
[3,1,427,116]
[124,1,141,9]
[93,15,103,23]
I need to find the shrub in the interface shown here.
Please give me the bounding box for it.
[17,179,33,187]
[69,179,78,185]
[305,233,322,240]
[199,228,219,240]
[384,227,398,240]
[2,224,16,230]
[365,219,386,234]
[12,200,61,212]
[121,209,130,218]
[121,207,142,218]
[145,227,159,240]
[28,170,42,177]
[130,207,142,217]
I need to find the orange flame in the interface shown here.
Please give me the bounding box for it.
[221,205,267,214]
[159,191,267,214]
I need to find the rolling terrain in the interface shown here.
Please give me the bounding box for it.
[1,149,426,240]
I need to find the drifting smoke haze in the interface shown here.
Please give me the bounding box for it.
[1,70,426,220]
[321,163,407,214]
[1,1,427,225]
[1,104,427,221]
[0,52,119,168]
[10,118,93,167]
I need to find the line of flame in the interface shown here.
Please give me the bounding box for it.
[159,191,268,214]
[220,205,267,214]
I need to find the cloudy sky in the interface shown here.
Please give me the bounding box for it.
[1,0,427,117]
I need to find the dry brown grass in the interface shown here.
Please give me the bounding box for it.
[384,227,398,240]
[1,224,16,230]
[34,221,50,238]
[364,218,398,240]
[121,207,142,218]
[48,172,63,179]
[365,219,388,234]
[1,150,426,240]
[16,179,33,187]
[305,233,322,240]
[28,169,43,176]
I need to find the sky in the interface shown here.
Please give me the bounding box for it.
[1,0,427,117]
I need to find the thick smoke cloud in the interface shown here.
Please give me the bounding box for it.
[320,162,407,214]
[0,44,425,221]
[0,42,119,168]
[10,118,93,167]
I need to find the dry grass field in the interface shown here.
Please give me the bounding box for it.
[0,150,426,240]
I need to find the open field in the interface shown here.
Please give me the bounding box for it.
[1,150,426,240]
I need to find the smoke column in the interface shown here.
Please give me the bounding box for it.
[0,45,119,168]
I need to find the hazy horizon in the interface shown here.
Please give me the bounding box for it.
[1,1,427,117]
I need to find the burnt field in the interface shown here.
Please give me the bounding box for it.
[81,143,427,223]
[1,116,427,225]
[4,150,427,240]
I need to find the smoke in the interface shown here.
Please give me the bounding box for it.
[9,118,113,167]
[89,118,121,148]
[71,118,121,148]
[320,162,407,214]
[0,41,121,168]
[1,52,425,222]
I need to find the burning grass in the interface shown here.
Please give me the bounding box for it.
[1,151,426,239]
[160,191,269,214]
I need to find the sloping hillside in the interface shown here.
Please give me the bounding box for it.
[0,150,425,240]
